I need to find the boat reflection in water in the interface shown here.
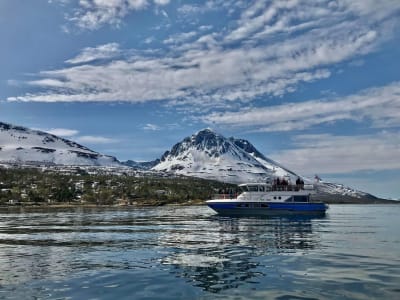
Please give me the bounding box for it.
[0,207,326,298]
[160,214,324,293]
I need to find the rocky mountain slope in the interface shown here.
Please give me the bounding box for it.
[152,129,382,202]
[0,122,121,166]
[152,129,291,183]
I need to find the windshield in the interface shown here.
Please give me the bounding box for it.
[239,186,248,193]
[240,185,260,192]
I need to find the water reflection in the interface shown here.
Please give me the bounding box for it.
[160,215,323,293]
[1,206,399,299]
[0,207,326,297]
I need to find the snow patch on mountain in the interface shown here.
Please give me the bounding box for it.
[0,122,121,166]
[314,180,369,198]
[230,138,298,179]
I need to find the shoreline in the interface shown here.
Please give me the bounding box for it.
[0,200,207,212]
[1,200,399,213]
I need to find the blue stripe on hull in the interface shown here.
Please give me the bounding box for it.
[207,202,327,216]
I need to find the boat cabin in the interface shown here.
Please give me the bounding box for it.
[235,183,313,203]
[238,182,313,193]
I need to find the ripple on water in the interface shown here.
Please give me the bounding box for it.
[0,205,399,299]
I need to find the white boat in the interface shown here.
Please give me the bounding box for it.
[206,182,328,216]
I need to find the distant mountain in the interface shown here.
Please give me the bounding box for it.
[152,129,382,202]
[312,180,382,203]
[0,121,121,166]
[122,159,160,169]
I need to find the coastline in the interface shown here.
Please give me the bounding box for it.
[1,199,398,213]
[0,199,207,212]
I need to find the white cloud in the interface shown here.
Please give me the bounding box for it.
[45,128,79,137]
[66,43,120,64]
[228,0,399,43]
[177,4,213,15]
[143,123,161,131]
[270,131,400,174]
[6,24,377,104]
[163,31,198,45]
[75,135,118,144]
[202,81,400,131]
[154,0,170,5]
[339,0,400,17]
[8,0,400,108]
[67,0,170,30]
[32,127,118,145]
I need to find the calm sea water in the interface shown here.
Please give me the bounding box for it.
[0,205,399,299]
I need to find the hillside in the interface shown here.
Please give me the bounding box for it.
[0,122,121,166]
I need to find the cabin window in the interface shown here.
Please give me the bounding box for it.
[240,186,249,192]
[259,186,265,192]
[293,195,309,202]
[248,185,258,192]
[273,196,276,200]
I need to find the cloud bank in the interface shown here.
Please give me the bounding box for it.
[66,0,170,30]
[202,82,400,132]
[270,132,400,174]
[40,128,118,145]
[45,128,79,137]
[8,0,400,108]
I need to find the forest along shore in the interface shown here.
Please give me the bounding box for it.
[0,167,234,208]
[0,167,397,209]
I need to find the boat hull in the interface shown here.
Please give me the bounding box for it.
[206,200,328,216]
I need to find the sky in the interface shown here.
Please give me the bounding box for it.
[0,0,399,199]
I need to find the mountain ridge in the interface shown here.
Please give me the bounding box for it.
[0,122,387,202]
[0,121,121,166]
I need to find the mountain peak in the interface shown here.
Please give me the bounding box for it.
[192,128,221,143]
[153,129,292,183]
[190,128,229,152]
[195,128,217,135]
[0,120,121,166]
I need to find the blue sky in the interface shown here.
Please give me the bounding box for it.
[0,0,399,199]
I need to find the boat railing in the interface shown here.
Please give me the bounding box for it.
[212,193,238,200]
[269,184,306,191]
[212,184,314,199]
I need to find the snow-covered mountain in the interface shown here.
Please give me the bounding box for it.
[153,128,291,183]
[0,122,381,201]
[0,121,121,166]
[152,129,378,200]
[313,180,377,202]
